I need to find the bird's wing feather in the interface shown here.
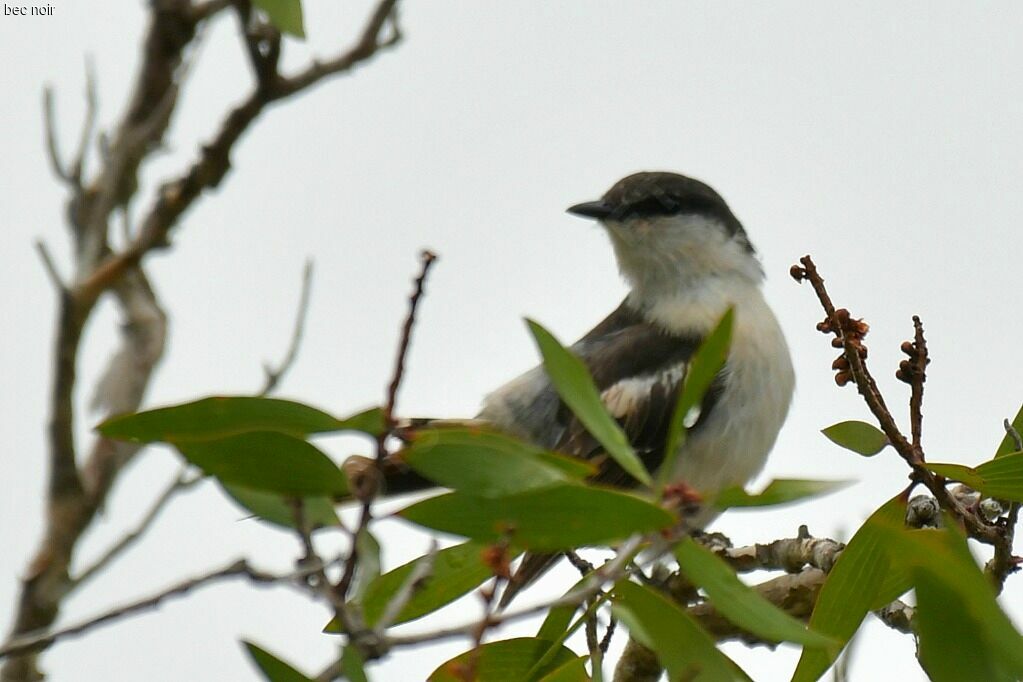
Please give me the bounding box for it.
[500,301,724,607]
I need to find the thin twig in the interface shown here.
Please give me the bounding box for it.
[0,559,316,660]
[793,255,1000,546]
[1007,419,1023,452]
[381,249,438,445]
[68,58,98,184]
[34,240,66,291]
[907,316,928,449]
[69,467,200,592]
[374,541,439,632]
[990,419,1023,591]
[261,259,314,394]
[336,250,439,602]
[389,535,644,649]
[42,87,70,182]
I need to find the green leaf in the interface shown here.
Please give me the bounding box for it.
[400,428,579,497]
[662,308,733,485]
[99,396,349,443]
[673,537,837,649]
[253,0,305,37]
[335,406,386,437]
[177,431,348,497]
[877,520,1023,680]
[220,482,340,530]
[927,451,1023,502]
[243,641,314,682]
[995,403,1023,457]
[341,645,368,682]
[714,478,851,510]
[537,656,591,682]
[428,638,580,681]
[325,542,503,632]
[914,572,1006,681]
[820,421,888,457]
[791,496,910,682]
[612,581,748,681]
[399,484,674,551]
[526,319,651,487]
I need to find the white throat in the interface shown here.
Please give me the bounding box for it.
[605,214,765,334]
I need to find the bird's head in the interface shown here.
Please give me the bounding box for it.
[568,172,763,297]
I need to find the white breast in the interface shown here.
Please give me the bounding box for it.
[646,283,795,504]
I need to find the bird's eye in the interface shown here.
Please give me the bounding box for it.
[613,194,716,221]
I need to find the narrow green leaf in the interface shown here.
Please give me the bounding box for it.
[399,484,674,551]
[927,452,1023,502]
[220,482,340,530]
[714,478,851,510]
[662,308,733,485]
[177,431,348,497]
[673,537,837,649]
[526,319,651,487]
[791,496,909,682]
[99,396,348,443]
[995,403,1023,457]
[537,656,591,682]
[243,641,314,682]
[428,638,579,681]
[536,581,584,643]
[612,581,748,681]
[876,520,1023,679]
[400,428,576,497]
[253,0,305,37]
[820,421,888,457]
[914,572,1006,681]
[925,462,986,488]
[325,542,504,632]
[341,645,368,682]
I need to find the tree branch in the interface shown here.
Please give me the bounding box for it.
[0,559,317,661]
[261,259,315,395]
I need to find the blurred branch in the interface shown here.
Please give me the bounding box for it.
[0,558,321,661]
[261,259,315,394]
[335,250,438,603]
[2,1,405,678]
[67,467,201,593]
[989,419,1023,591]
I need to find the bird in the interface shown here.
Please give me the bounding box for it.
[362,171,795,605]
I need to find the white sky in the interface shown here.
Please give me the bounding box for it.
[2,2,1022,680]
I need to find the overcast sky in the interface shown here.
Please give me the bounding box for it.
[2,2,1022,680]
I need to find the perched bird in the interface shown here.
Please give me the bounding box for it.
[370,171,795,604]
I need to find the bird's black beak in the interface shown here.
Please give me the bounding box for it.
[566,201,613,220]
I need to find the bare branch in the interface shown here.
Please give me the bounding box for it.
[42,87,70,182]
[388,535,645,649]
[793,255,1000,547]
[0,558,320,661]
[1006,418,1023,451]
[374,541,439,633]
[68,59,98,185]
[905,316,929,449]
[77,0,404,305]
[262,259,314,395]
[34,240,66,292]
[382,249,438,442]
[68,468,200,592]
[274,0,402,98]
[711,526,845,574]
